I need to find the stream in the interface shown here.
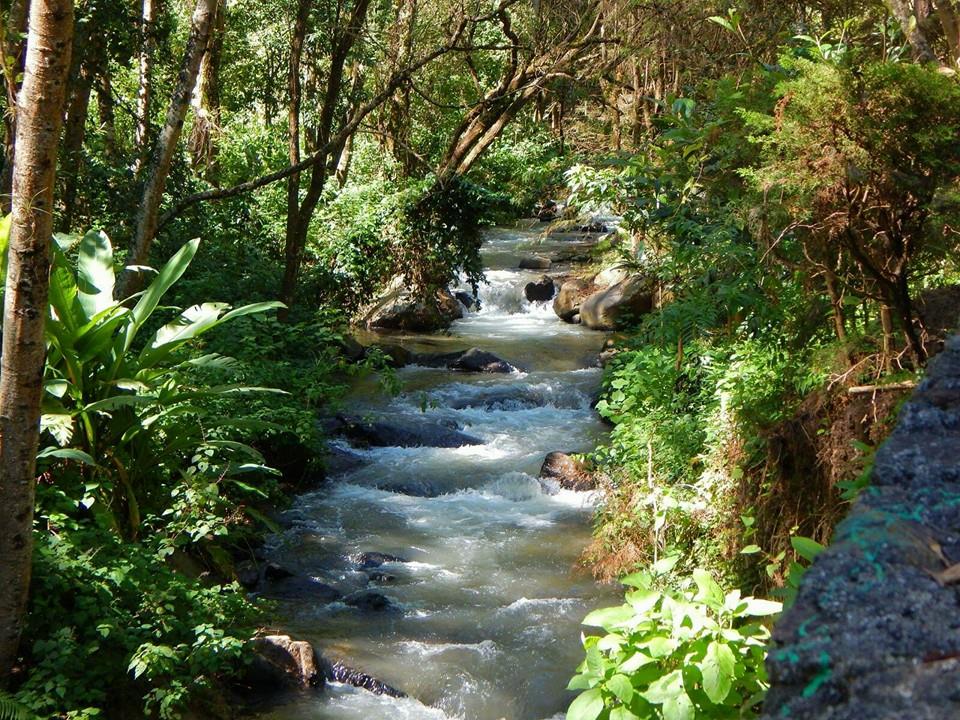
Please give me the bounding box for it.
[258,224,619,720]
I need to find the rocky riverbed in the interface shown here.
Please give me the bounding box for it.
[252,221,623,719]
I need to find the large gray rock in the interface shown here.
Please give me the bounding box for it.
[449,347,517,373]
[524,275,556,302]
[248,635,324,690]
[593,265,630,288]
[336,416,483,448]
[361,276,462,332]
[539,451,595,491]
[414,347,517,373]
[553,278,592,322]
[519,255,552,270]
[579,275,652,330]
[763,335,960,720]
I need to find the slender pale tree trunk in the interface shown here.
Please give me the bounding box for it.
[134,0,159,171]
[934,0,960,65]
[0,0,31,212]
[119,0,218,297]
[885,0,938,62]
[278,0,371,317]
[0,0,73,682]
[189,0,225,181]
[59,25,103,231]
[96,70,118,160]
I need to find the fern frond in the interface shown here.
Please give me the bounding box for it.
[0,691,34,720]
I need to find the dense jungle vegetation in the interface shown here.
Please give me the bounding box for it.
[0,0,958,717]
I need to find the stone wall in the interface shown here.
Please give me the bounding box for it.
[763,336,960,720]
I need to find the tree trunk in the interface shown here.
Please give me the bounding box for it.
[880,303,895,372]
[119,0,218,298]
[189,0,225,181]
[885,0,939,62]
[279,0,312,322]
[0,0,73,681]
[134,0,160,171]
[59,27,103,231]
[278,0,371,316]
[96,70,118,161]
[824,270,850,363]
[934,0,960,65]
[0,0,31,213]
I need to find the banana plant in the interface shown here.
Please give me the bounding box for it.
[31,230,284,538]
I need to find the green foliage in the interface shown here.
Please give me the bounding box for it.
[4,228,295,718]
[13,530,257,720]
[0,692,34,720]
[567,568,779,720]
[38,230,283,540]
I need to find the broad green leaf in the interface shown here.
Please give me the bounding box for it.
[626,589,661,615]
[641,636,676,658]
[122,238,200,352]
[791,536,825,562]
[567,688,604,720]
[651,555,680,575]
[708,15,734,32]
[621,571,652,589]
[36,447,96,465]
[663,689,694,720]
[77,230,116,319]
[701,641,735,703]
[643,669,684,704]
[620,651,654,672]
[692,568,724,607]
[597,633,625,651]
[567,674,594,691]
[583,604,635,629]
[739,597,782,617]
[606,674,634,704]
[740,544,762,554]
[610,708,640,720]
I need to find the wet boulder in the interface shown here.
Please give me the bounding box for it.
[323,443,366,476]
[579,275,653,330]
[323,661,406,698]
[534,199,561,221]
[449,347,517,374]
[339,335,366,362]
[553,278,593,322]
[455,290,481,312]
[539,451,596,491]
[361,276,463,332]
[524,275,556,302]
[338,416,483,449]
[344,591,396,612]
[367,343,412,368]
[593,265,630,289]
[246,635,324,691]
[519,255,552,270]
[579,220,609,233]
[355,551,407,569]
[259,575,343,603]
[368,571,397,584]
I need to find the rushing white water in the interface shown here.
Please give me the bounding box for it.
[258,225,619,720]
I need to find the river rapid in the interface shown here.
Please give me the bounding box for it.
[257,224,619,720]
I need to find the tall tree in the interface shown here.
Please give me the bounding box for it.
[0,0,31,211]
[134,0,160,171]
[119,0,218,297]
[0,0,73,681]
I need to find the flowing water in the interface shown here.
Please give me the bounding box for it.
[258,225,619,720]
